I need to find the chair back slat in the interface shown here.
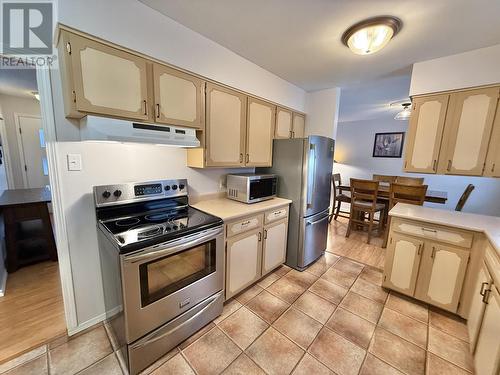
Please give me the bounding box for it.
[395,176,425,186]
[372,174,397,184]
[350,178,379,209]
[389,183,428,209]
[455,184,475,211]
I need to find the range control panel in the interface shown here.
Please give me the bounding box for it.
[94,179,188,207]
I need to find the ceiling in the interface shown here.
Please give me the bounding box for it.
[140,0,500,91]
[0,68,38,98]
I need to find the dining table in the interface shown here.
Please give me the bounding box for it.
[338,184,448,204]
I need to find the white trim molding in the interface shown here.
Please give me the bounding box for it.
[0,118,16,189]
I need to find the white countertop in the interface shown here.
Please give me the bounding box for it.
[192,197,292,221]
[390,203,500,253]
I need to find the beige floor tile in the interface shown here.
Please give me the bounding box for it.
[0,346,46,373]
[257,272,281,289]
[273,308,323,349]
[309,278,348,304]
[332,257,364,277]
[293,291,337,324]
[285,270,318,289]
[351,278,388,304]
[305,258,330,277]
[139,348,179,375]
[4,355,47,375]
[178,323,216,350]
[150,354,194,375]
[182,327,241,375]
[323,252,341,266]
[79,353,122,375]
[48,326,112,375]
[427,327,473,372]
[218,307,268,350]
[340,291,383,324]
[235,284,263,305]
[292,353,333,375]
[426,352,471,375]
[267,277,305,304]
[214,299,242,324]
[246,290,290,323]
[326,307,375,349]
[321,268,357,289]
[378,308,428,348]
[359,354,403,375]
[309,327,365,375]
[369,327,425,375]
[221,354,265,375]
[247,328,304,375]
[359,267,384,286]
[385,293,428,324]
[429,309,469,342]
[272,265,292,278]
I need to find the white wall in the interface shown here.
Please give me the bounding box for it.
[410,44,500,96]
[305,88,340,139]
[0,94,41,188]
[53,0,308,327]
[335,118,500,216]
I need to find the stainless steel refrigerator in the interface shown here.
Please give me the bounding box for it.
[257,135,334,270]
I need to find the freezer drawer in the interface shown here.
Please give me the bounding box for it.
[299,209,329,269]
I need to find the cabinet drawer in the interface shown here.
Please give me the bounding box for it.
[264,206,289,224]
[392,219,473,248]
[226,214,263,238]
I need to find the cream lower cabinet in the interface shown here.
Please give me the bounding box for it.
[262,219,288,274]
[468,261,493,349]
[383,233,423,296]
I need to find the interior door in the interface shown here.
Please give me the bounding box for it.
[467,261,492,350]
[275,107,292,139]
[17,115,49,188]
[292,113,305,138]
[440,87,499,176]
[484,101,500,177]
[303,136,334,217]
[246,97,275,167]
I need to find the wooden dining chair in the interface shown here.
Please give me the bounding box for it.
[346,179,386,244]
[395,176,425,185]
[329,173,351,222]
[455,184,475,211]
[372,174,397,184]
[382,183,428,247]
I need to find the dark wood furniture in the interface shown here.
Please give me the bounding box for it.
[455,184,475,211]
[0,187,57,273]
[337,184,447,204]
[329,173,351,222]
[394,176,425,185]
[346,179,386,244]
[372,174,397,184]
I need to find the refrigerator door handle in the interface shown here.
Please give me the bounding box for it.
[306,214,329,226]
[306,144,316,207]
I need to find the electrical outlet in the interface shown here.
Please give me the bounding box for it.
[67,154,82,171]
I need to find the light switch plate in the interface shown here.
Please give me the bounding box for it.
[67,154,82,171]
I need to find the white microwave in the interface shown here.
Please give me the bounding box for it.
[226,174,277,204]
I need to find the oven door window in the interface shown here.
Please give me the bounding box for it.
[139,239,216,307]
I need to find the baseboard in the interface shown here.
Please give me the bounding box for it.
[0,269,7,297]
[67,305,122,336]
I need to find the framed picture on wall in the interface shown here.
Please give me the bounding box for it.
[372,132,405,158]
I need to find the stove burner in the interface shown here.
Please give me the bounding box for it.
[137,225,163,239]
[115,217,141,227]
[145,212,173,222]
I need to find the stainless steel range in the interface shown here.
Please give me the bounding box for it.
[94,179,224,375]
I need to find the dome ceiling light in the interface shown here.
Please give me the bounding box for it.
[394,102,412,121]
[341,16,402,55]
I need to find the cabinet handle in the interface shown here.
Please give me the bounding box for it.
[292,131,295,138]
[417,244,422,256]
[264,229,267,239]
[431,246,436,259]
[289,130,293,138]
[258,232,262,242]
[239,153,243,163]
[246,154,249,163]
[482,288,491,304]
[492,163,496,173]
[143,100,148,116]
[156,103,160,118]
[447,160,452,171]
[422,228,437,233]
[480,282,489,296]
[432,160,437,171]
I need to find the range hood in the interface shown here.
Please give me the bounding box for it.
[80,116,200,147]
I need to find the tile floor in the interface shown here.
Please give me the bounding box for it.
[0,220,474,375]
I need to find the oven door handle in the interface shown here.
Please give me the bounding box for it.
[124,226,223,264]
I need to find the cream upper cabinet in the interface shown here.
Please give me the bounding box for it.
[246,97,275,167]
[205,83,247,167]
[467,261,492,350]
[152,64,204,129]
[262,219,287,275]
[383,233,423,296]
[67,33,151,121]
[292,113,305,138]
[484,103,500,177]
[275,107,293,139]
[474,284,500,375]
[404,95,449,173]
[225,228,262,299]
[439,87,499,176]
[415,243,469,312]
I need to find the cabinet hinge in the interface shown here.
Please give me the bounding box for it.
[66,42,72,55]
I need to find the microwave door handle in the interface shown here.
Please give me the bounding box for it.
[124,226,223,264]
[306,145,316,207]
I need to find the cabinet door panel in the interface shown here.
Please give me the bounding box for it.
[153,64,204,128]
[484,102,500,177]
[246,98,275,166]
[205,83,246,167]
[292,113,305,138]
[70,34,150,120]
[226,228,262,299]
[474,285,500,375]
[404,95,449,173]
[441,88,499,175]
[275,107,292,139]
[467,262,492,350]
[415,243,469,312]
[383,233,423,296]
[262,219,287,275]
